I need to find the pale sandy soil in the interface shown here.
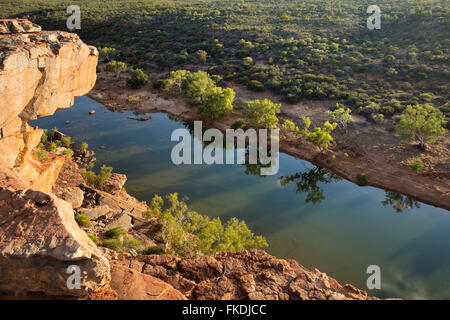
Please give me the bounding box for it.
[88,71,450,211]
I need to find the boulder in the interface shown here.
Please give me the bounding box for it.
[0,188,110,297]
[79,205,111,220]
[58,187,84,209]
[104,173,127,193]
[109,262,186,300]
[105,213,133,231]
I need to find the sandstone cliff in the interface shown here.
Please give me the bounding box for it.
[0,19,98,193]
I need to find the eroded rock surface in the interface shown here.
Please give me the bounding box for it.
[113,250,374,300]
[0,188,110,297]
[0,19,98,193]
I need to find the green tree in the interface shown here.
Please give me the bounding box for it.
[326,103,354,130]
[181,71,216,104]
[303,119,337,151]
[395,104,447,150]
[146,193,267,257]
[127,68,149,88]
[105,60,126,73]
[244,99,281,129]
[198,87,235,119]
[162,70,191,94]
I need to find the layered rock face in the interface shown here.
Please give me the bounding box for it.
[0,19,98,193]
[113,250,373,300]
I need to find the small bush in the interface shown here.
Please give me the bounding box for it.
[75,214,91,228]
[105,60,126,73]
[33,150,48,161]
[105,226,126,239]
[99,47,118,62]
[88,234,99,244]
[142,245,165,255]
[127,68,149,89]
[231,118,246,130]
[356,174,369,186]
[77,141,88,153]
[63,148,74,158]
[102,238,123,251]
[40,130,49,143]
[81,165,113,188]
[48,142,57,152]
[61,136,72,148]
[409,161,424,171]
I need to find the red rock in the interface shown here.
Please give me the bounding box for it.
[109,262,186,300]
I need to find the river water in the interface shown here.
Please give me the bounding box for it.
[32,96,450,299]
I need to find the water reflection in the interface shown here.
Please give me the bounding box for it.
[381,191,421,213]
[279,167,342,204]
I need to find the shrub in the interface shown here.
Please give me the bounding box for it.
[198,87,235,119]
[241,57,254,67]
[63,148,74,158]
[105,60,126,73]
[161,70,190,93]
[102,238,123,251]
[81,165,113,188]
[231,118,246,130]
[305,120,337,151]
[409,161,424,171]
[147,193,268,257]
[395,104,447,150]
[181,71,216,104]
[195,50,207,63]
[356,174,369,186]
[105,226,126,239]
[33,150,48,161]
[281,119,300,135]
[75,214,91,228]
[99,47,118,62]
[48,142,57,152]
[61,136,72,148]
[77,141,88,153]
[127,68,149,88]
[142,245,166,255]
[88,234,99,244]
[371,113,385,124]
[244,99,281,129]
[40,129,49,143]
[248,80,265,92]
[326,104,354,129]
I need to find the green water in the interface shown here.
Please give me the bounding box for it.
[32,96,450,299]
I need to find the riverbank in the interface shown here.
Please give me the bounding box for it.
[88,71,450,212]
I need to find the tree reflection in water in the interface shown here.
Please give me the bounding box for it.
[278,167,342,204]
[381,191,421,213]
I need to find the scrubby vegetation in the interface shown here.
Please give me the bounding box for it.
[395,104,447,149]
[75,214,91,228]
[144,193,268,257]
[102,226,141,252]
[4,0,447,121]
[81,165,113,189]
